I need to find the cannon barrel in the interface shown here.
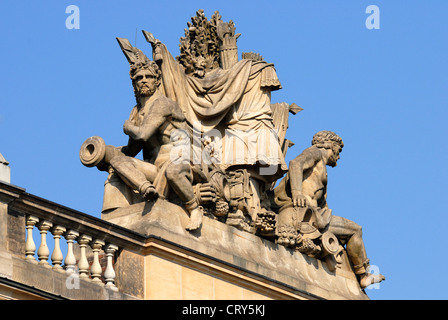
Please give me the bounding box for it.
[79,136,107,167]
[80,136,123,171]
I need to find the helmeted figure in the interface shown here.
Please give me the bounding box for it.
[80,38,208,230]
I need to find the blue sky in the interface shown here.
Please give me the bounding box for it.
[1,1,447,300]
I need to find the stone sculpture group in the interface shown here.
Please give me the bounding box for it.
[79,10,385,289]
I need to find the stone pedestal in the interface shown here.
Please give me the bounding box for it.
[104,199,369,300]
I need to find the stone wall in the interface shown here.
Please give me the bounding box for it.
[0,180,368,300]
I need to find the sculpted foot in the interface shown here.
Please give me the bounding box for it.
[359,272,386,289]
[186,206,203,231]
[141,184,159,201]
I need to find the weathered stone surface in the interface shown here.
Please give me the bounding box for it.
[114,249,145,299]
[2,254,138,300]
[0,154,10,184]
[0,171,369,300]
[6,209,25,256]
[104,199,369,300]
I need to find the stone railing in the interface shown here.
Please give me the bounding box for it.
[24,214,119,290]
[0,180,147,299]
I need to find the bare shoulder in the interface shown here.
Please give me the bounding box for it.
[152,95,185,121]
[291,146,323,164]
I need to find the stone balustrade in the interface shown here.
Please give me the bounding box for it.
[24,215,119,290]
[1,180,148,299]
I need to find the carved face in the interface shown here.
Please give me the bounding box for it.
[134,70,158,97]
[193,56,206,78]
[327,144,342,167]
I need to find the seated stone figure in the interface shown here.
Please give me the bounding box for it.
[81,38,207,230]
[142,22,287,225]
[274,130,385,288]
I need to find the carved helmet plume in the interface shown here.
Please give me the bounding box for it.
[116,37,161,81]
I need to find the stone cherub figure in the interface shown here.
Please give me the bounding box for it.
[81,38,213,230]
[274,131,385,288]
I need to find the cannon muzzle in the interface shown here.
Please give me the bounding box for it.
[79,136,107,168]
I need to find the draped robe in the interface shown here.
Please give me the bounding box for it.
[155,44,288,182]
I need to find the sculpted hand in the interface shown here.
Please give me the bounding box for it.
[197,183,217,204]
[142,30,159,47]
[292,190,307,208]
[123,120,134,136]
[142,30,163,61]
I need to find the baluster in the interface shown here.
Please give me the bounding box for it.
[37,220,53,267]
[90,239,105,284]
[25,215,39,263]
[104,244,119,291]
[78,234,92,279]
[50,225,66,271]
[64,230,79,273]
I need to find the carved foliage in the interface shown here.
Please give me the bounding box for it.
[177,10,240,76]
